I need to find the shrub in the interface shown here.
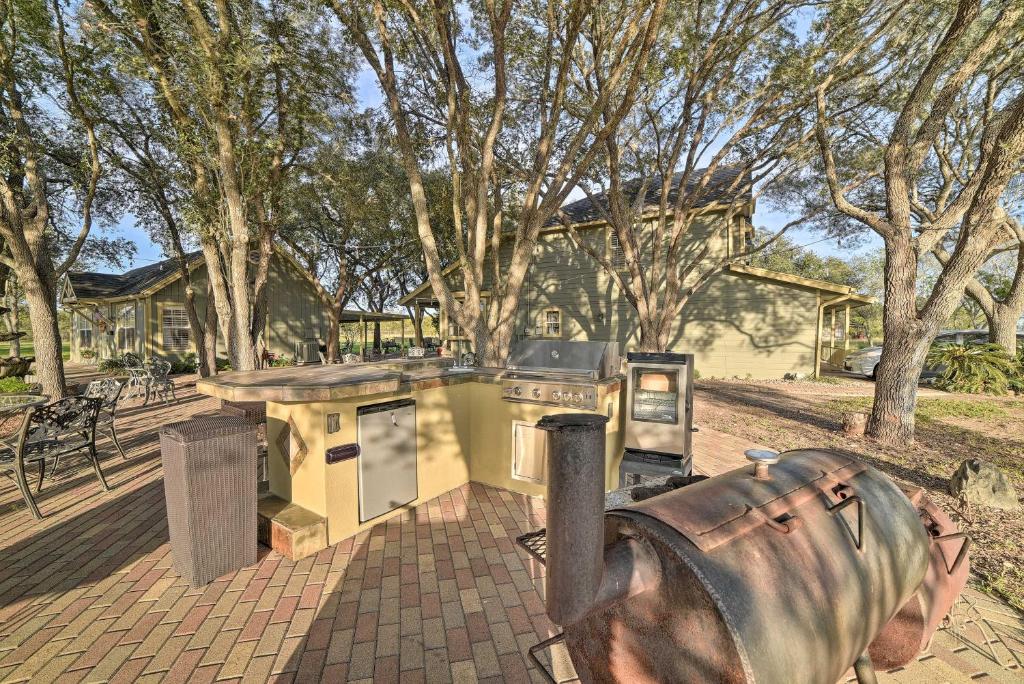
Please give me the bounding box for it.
[926,342,1017,395]
[98,357,127,374]
[1011,345,1024,395]
[170,352,198,375]
[216,358,233,372]
[270,355,296,368]
[0,377,32,393]
[80,347,96,360]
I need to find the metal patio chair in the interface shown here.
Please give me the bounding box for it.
[84,378,127,459]
[145,359,177,405]
[122,354,150,403]
[0,397,107,520]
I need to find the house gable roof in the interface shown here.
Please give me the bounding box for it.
[546,165,753,228]
[65,251,205,301]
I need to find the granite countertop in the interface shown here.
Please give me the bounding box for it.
[196,357,622,403]
[196,358,495,402]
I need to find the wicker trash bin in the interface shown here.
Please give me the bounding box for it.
[160,415,257,587]
[221,400,268,482]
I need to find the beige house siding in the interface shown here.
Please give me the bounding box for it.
[68,251,328,364]
[424,211,820,378]
[265,256,328,357]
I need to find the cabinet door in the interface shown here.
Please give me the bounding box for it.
[512,421,547,484]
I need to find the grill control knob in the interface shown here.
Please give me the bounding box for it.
[552,391,561,400]
[572,393,583,403]
[512,386,521,396]
[532,388,541,399]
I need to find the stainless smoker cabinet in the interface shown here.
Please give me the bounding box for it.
[357,399,418,522]
[620,352,694,485]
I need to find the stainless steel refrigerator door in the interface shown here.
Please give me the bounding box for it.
[357,400,418,523]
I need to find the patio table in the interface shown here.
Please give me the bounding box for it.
[0,395,48,435]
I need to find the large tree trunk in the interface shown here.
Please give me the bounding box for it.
[867,245,936,445]
[4,276,20,357]
[182,279,208,376]
[408,305,424,346]
[203,285,219,373]
[989,304,1021,353]
[325,314,340,362]
[20,269,66,398]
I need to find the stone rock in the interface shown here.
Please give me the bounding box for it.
[842,411,868,436]
[949,459,1019,510]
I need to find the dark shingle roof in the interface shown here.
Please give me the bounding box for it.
[547,166,752,227]
[67,251,204,301]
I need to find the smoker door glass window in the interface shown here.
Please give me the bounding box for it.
[631,368,679,424]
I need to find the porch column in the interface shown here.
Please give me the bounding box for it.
[360,314,367,360]
[844,304,851,352]
[400,319,405,349]
[829,308,836,367]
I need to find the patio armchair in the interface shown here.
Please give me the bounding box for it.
[122,355,149,403]
[0,397,107,520]
[84,378,127,459]
[145,359,177,405]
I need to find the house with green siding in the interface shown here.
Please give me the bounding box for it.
[400,168,872,378]
[61,247,330,365]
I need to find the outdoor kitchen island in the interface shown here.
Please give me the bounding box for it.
[196,356,624,558]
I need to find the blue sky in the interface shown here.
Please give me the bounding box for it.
[105,67,881,272]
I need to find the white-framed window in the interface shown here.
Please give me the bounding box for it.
[74,313,93,350]
[444,299,487,340]
[543,308,561,338]
[162,306,191,352]
[116,303,136,351]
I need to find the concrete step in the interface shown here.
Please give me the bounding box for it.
[256,494,327,561]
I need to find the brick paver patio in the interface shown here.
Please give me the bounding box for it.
[0,380,1021,683]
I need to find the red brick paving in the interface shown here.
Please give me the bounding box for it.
[0,381,1020,683]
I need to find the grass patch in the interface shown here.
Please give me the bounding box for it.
[829,397,1015,421]
[0,342,71,361]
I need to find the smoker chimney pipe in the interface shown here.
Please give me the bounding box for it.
[537,413,609,627]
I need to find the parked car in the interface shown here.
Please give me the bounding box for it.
[843,330,1000,380]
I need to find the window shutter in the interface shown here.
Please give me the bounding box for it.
[609,231,625,268]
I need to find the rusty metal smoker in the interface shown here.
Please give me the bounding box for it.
[533,414,966,684]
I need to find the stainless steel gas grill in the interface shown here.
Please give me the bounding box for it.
[501,340,619,410]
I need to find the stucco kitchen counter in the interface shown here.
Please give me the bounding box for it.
[195,359,624,552]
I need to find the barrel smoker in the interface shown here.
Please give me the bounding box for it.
[533,414,969,684]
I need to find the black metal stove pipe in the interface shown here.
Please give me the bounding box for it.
[537,413,609,627]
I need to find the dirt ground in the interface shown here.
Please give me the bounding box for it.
[694,375,1024,611]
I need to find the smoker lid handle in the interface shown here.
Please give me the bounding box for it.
[745,449,780,465]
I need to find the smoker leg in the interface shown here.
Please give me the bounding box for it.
[853,652,878,684]
[527,632,566,684]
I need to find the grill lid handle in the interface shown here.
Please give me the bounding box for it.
[745,449,780,480]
